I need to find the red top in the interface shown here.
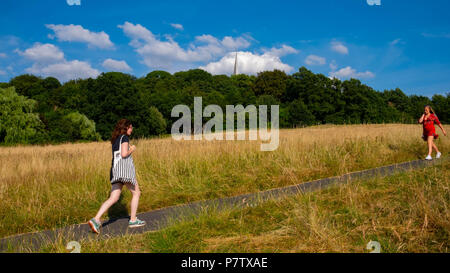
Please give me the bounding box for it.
[421,113,440,136]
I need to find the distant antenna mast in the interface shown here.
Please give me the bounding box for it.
[233,51,238,75]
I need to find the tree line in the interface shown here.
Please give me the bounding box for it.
[0,67,448,145]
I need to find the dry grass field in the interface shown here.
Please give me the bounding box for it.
[38,159,449,253]
[0,124,448,241]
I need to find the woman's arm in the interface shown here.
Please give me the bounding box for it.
[437,123,447,136]
[121,142,136,158]
[418,114,425,124]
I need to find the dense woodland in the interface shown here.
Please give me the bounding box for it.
[0,67,449,145]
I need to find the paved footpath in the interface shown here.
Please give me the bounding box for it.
[0,157,446,252]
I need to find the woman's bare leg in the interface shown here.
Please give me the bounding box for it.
[125,182,141,222]
[427,136,434,156]
[94,183,123,222]
[432,141,440,153]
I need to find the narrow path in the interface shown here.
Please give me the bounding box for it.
[0,158,446,252]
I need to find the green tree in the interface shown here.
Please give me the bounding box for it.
[85,72,141,139]
[40,109,101,143]
[341,79,369,123]
[432,94,449,123]
[9,74,44,98]
[64,111,102,141]
[0,87,46,144]
[287,99,316,126]
[254,70,288,100]
[147,106,167,135]
[409,95,432,122]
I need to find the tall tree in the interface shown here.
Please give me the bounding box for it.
[0,87,46,144]
[254,70,288,100]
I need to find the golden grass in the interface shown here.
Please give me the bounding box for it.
[35,159,449,253]
[0,124,448,239]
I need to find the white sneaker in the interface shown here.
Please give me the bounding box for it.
[436,152,441,159]
[425,155,432,161]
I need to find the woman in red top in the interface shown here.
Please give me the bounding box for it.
[418,105,446,160]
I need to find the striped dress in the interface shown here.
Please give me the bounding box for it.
[110,134,137,185]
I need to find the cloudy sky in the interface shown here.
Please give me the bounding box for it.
[1,0,449,96]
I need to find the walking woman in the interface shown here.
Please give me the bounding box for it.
[418,105,447,160]
[88,119,145,234]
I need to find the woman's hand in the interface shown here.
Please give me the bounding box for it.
[121,142,135,158]
[418,114,425,124]
[129,145,136,152]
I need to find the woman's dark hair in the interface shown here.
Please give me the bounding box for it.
[111,119,132,144]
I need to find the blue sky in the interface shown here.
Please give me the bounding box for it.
[1,0,449,96]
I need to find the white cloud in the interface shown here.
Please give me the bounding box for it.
[263,45,299,57]
[15,43,65,63]
[329,66,375,79]
[0,70,6,75]
[331,41,349,55]
[102,58,132,72]
[305,54,326,66]
[26,61,99,82]
[118,22,153,45]
[18,43,99,82]
[46,24,114,49]
[221,36,251,50]
[66,0,81,5]
[170,23,184,31]
[200,50,295,75]
[329,60,338,70]
[118,21,251,70]
[389,38,403,46]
